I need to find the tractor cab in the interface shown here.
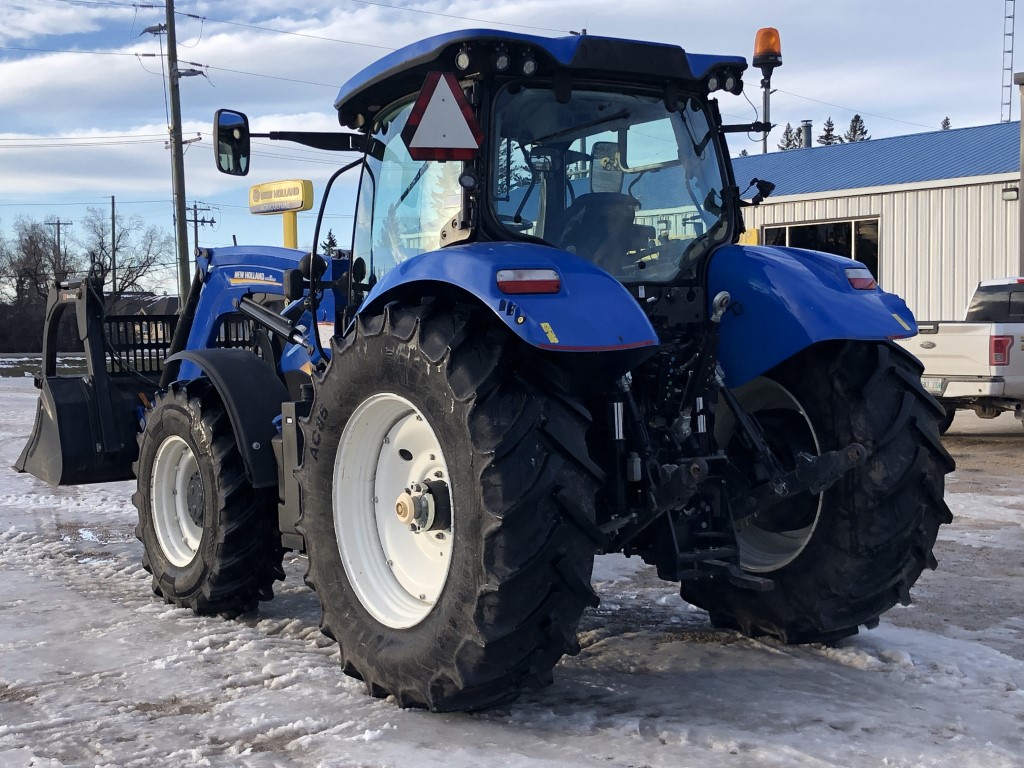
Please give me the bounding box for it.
[216,29,765,290]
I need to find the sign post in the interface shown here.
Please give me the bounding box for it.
[248,179,314,248]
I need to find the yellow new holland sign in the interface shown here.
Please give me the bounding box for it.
[249,179,314,215]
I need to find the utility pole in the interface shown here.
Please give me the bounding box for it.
[110,195,117,293]
[186,202,216,252]
[44,219,73,282]
[165,0,191,302]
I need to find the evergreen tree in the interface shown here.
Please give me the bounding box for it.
[776,122,801,151]
[816,117,844,145]
[941,116,952,130]
[843,114,871,142]
[320,229,338,256]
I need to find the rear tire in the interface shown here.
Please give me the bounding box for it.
[133,380,284,615]
[681,341,954,643]
[937,404,955,435]
[297,301,600,711]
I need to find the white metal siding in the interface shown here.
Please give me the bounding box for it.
[740,179,1019,321]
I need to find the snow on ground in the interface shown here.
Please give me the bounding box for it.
[0,376,1022,767]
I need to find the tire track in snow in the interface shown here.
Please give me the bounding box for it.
[0,526,392,766]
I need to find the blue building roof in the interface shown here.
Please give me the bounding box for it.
[731,121,1020,197]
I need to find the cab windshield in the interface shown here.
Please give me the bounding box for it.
[491,85,729,281]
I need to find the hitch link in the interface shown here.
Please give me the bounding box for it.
[735,443,867,523]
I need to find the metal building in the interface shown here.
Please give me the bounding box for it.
[732,122,1021,321]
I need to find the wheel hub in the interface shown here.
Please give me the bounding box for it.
[395,481,450,532]
[186,470,204,526]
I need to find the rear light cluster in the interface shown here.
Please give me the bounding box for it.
[845,267,877,290]
[496,268,560,294]
[990,335,1013,366]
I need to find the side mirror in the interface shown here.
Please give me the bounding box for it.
[591,141,623,193]
[283,268,305,302]
[351,257,367,284]
[750,178,776,206]
[214,109,251,176]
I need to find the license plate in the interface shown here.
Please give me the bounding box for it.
[921,377,943,394]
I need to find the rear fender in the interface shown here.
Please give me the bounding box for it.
[359,242,658,357]
[710,244,918,387]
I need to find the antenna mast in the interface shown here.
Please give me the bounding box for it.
[1003,0,1016,122]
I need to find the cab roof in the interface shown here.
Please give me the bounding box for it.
[334,28,747,127]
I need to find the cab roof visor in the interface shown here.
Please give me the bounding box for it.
[334,28,747,125]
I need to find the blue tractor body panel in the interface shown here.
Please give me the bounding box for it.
[178,245,342,380]
[710,244,918,387]
[360,242,658,353]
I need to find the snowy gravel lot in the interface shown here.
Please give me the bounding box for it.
[1,375,1022,767]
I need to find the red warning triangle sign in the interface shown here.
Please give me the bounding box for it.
[401,72,483,161]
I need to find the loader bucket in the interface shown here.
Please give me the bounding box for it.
[15,375,143,485]
[14,278,176,486]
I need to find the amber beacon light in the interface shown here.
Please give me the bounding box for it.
[752,27,782,155]
[753,27,782,72]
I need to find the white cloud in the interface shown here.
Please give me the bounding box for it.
[0,0,1017,250]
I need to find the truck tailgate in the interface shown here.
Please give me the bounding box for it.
[900,322,994,378]
[897,321,1024,399]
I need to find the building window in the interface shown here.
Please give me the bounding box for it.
[762,217,879,279]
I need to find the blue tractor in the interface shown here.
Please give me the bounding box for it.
[18,27,953,711]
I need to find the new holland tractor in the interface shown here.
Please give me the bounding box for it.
[17,27,954,711]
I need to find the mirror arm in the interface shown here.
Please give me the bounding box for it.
[252,131,367,152]
[720,122,771,134]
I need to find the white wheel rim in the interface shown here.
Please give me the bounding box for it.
[717,378,822,573]
[150,435,203,567]
[334,393,453,629]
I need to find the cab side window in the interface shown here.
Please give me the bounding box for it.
[352,100,463,285]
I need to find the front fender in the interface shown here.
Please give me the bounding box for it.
[360,242,658,353]
[710,244,918,387]
[166,349,288,489]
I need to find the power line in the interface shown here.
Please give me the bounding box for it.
[187,16,395,52]
[0,138,167,148]
[342,0,570,34]
[0,133,167,141]
[774,89,935,130]
[184,61,337,89]
[0,199,172,207]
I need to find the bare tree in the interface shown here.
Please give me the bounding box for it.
[0,216,86,351]
[0,216,85,304]
[75,207,174,301]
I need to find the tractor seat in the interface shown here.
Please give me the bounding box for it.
[554,193,642,270]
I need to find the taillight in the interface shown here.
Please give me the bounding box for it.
[496,268,561,294]
[990,335,1013,366]
[846,267,877,290]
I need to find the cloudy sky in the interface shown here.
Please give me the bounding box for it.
[0,0,1015,292]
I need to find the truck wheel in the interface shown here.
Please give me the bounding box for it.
[133,379,284,616]
[680,341,954,643]
[297,301,600,711]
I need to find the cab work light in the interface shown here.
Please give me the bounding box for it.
[846,267,877,290]
[496,268,561,294]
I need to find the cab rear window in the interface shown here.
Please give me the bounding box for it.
[965,285,1024,322]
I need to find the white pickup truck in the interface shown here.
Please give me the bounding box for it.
[896,277,1024,433]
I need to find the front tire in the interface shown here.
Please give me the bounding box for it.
[297,302,601,711]
[681,341,954,643]
[133,380,284,615]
